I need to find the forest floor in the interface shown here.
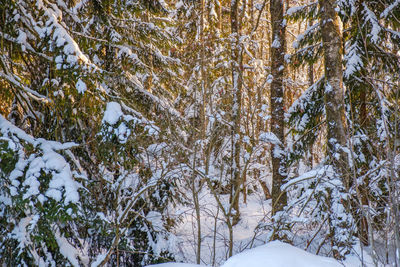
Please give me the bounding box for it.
[147,240,376,267]
[162,187,381,267]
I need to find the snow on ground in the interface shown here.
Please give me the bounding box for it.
[166,171,378,267]
[146,264,205,267]
[221,241,342,267]
[146,240,360,267]
[172,190,271,265]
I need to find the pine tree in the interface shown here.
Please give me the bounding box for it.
[339,0,400,258]
[285,0,354,258]
[285,0,400,260]
[0,0,182,265]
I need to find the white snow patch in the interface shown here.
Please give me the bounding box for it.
[363,4,381,43]
[286,2,318,16]
[115,122,131,144]
[344,42,363,78]
[222,241,342,267]
[381,0,400,18]
[259,132,282,145]
[91,253,107,267]
[148,241,348,267]
[272,38,281,48]
[146,264,204,267]
[76,79,87,94]
[102,102,123,125]
[55,229,80,267]
[147,211,164,231]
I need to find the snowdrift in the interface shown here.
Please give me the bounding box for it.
[221,241,342,267]
[146,263,205,267]
[146,241,342,267]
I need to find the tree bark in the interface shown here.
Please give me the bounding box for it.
[230,0,243,225]
[270,0,287,217]
[319,0,349,187]
[200,0,207,139]
[307,38,314,169]
[320,0,351,259]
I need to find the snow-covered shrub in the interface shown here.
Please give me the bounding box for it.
[265,165,357,259]
[87,102,179,266]
[0,115,87,266]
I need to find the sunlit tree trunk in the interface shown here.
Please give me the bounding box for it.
[200,0,207,139]
[307,32,314,169]
[230,0,243,225]
[270,0,287,218]
[320,0,351,259]
[319,0,349,187]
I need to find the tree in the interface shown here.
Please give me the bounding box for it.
[0,0,182,265]
[269,0,288,219]
[229,0,244,226]
[285,0,400,260]
[320,0,349,190]
[285,0,355,258]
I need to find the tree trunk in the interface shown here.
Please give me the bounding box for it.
[319,0,349,186]
[320,0,351,258]
[200,0,207,139]
[230,0,243,225]
[270,0,287,218]
[358,88,369,246]
[307,43,314,169]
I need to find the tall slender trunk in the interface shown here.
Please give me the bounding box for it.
[270,0,287,218]
[319,0,349,186]
[307,38,314,169]
[144,11,153,94]
[320,0,351,258]
[230,0,243,225]
[194,1,206,263]
[357,88,369,246]
[200,0,207,139]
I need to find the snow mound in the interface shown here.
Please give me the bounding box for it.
[221,241,342,267]
[146,241,345,267]
[146,264,205,267]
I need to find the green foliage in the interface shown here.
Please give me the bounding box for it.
[0,134,83,266]
[287,78,325,164]
[0,140,18,175]
[286,1,319,22]
[285,0,400,259]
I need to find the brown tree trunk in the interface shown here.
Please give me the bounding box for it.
[308,42,314,169]
[320,0,350,258]
[270,0,287,218]
[320,0,348,186]
[230,0,243,225]
[356,88,369,246]
[200,0,207,139]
